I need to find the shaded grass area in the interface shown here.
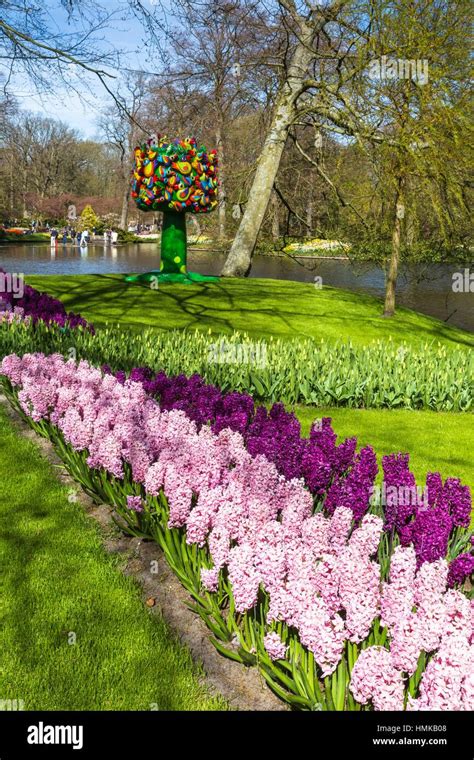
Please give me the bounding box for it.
[295,405,474,490]
[26,274,473,349]
[0,405,226,711]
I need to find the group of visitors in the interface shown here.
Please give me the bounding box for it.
[128,222,157,234]
[50,228,90,247]
[103,228,119,245]
[49,227,120,247]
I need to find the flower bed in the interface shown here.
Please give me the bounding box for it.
[284,238,351,254]
[0,271,94,332]
[0,316,471,411]
[1,351,472,711]
[103,364,472,572]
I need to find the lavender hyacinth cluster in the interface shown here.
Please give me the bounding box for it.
[0,270,94,333]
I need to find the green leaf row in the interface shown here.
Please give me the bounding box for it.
[0,319,472,411]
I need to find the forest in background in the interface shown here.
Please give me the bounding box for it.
[0,0,472,268]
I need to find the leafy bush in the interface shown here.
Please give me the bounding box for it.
[116,229,139,243]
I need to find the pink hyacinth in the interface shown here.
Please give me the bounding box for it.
[407,636,473,710]
[200,567,220,592]
[297,604,346,676]
[381,545,417,630]
[350,646,405,711]
[228,542,262,613]
[339,550,380,643]
[126,495,143,513]
[390,614,422,674]
[338,514,383,642]
[328,506,353,550]
[263,631,287,661]
[414,559,448,653]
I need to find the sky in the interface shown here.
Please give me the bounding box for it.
[5,0,166,138]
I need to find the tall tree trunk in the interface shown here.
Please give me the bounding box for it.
[406,209,415,248]
[384,178,405,317]
[120,125,137,231]
[120,177,130,231]
[271,191,280,243]
[306,202,313,237]
[221,24,316,276]
[216,126,226,243]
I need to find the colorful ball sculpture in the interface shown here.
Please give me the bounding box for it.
[125,134,219,284]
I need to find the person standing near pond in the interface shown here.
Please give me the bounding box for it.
[111,229,118,244]
[80,229,89,247]
[50,228,58,247]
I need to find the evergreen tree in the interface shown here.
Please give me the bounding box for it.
[78,204,100,231]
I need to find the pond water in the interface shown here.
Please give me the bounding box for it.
[1,241,473,332]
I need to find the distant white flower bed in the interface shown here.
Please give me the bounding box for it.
[284,238,351,254]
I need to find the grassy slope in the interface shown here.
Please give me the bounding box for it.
[295,406,474,490]
[0,405,225,711]
[26,274,474,349]
[23,275,474,489]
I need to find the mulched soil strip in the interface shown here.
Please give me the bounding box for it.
[0,394,286,712]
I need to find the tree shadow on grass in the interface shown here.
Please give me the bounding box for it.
[27,274,474,347]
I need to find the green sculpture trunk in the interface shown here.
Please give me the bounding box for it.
[160,210,187,274]
[124,209,218,285]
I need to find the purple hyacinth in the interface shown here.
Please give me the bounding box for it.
[382,453,418,532]
[397,472,472,567]
[442,478,471,527]
[0,270,94,333]
[406,504,453,567]
[129,366,154,384]
[245,403,305,480]
[447,552,474,588]
[324,445,378,522]
[300,445,333,498]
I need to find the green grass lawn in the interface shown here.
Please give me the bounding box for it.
[295,406,474,490]
[26,274,474,349]
[0,405,226,711]
[22,274,474,490]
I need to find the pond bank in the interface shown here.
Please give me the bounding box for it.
[1,241,472,331]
